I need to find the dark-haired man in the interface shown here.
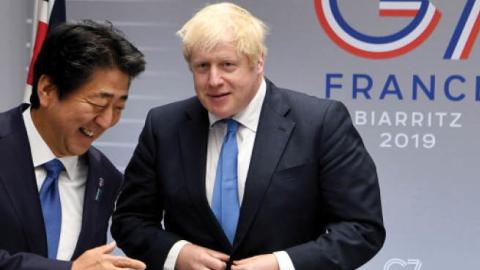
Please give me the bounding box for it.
[0,21,146,270]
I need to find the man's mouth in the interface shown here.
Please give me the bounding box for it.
[79,127,94,138]
[209,92,230,99]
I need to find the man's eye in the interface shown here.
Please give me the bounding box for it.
[193,63,209,71]
[223,62,236,71]
[94,103,107,108]
[87,100,107,109]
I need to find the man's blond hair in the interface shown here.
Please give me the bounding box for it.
[176,2,268,65]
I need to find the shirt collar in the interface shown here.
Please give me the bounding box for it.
[23,107,80,179]
[208,77,266,132]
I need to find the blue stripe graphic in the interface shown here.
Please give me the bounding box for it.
[329,0,429,44]
[444,0,476,59]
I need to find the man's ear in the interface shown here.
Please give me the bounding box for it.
[255,53,265,74]
[36,75,58,107]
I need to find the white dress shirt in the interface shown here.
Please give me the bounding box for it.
[23,107,87,261]
[164,79,295,270]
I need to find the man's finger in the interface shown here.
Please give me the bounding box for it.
[202,255,227,270]
[233,256,255,265]
[115,258,146,270]
[207,250,229,262]
[94,241,117,254]
[103,255,146,270]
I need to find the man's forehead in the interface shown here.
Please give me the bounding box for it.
[191,42,242,59]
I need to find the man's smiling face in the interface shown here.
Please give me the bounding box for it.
[32,68,129,157]
[189,39,264,118]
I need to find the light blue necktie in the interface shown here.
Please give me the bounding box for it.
[212,119,240,244]
[39,159,64,259]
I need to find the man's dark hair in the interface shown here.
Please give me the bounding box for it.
[30,20,146,108]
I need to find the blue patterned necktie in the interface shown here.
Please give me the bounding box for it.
[39,159,64,259]
[212,119,240,244]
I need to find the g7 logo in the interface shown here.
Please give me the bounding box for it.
[384,258,423,270]
[314,0,480,60]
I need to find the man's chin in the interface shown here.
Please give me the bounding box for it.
[211,111,235,119]
[67,145,92,157]
[206,105,236,118]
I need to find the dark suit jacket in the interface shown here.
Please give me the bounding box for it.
[0,105,123,270]
[112,80,385,270]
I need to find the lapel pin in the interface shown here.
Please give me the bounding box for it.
[95,177,104,201]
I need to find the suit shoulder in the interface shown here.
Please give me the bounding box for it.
[140,97,205,135]
[147,97,200,119]
[0,105,28,138]
[87,147,122,180]
[274,87,347,116]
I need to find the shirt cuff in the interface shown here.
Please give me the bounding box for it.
[163,240,190,270]
[273,251,295,270]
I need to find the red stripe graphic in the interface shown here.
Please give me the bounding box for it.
[461,10,480,59]
[379,10,418,17]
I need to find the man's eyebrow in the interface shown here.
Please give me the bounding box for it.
[93,91,128,101]
[98,92,114,99]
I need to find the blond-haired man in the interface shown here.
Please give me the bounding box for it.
[112,3,385,270]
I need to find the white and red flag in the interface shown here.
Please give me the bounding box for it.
[24,0,65,102]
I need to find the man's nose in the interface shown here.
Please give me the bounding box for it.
[95,107,117,129]
[208,67,223,87]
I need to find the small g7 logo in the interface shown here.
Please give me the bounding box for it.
[384,258,423,270]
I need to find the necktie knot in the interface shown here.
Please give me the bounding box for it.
[225,119,239,133]
[42,159,65,179]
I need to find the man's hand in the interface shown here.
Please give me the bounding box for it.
[71,242,146,270]
[175,243,229,270]
[231,254,280,270]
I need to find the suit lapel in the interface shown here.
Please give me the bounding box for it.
[0,105,48,256]
[71,150,101,259]
[233,83,295,249]
[179,100,231,250]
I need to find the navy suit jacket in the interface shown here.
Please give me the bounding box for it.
[112,80,385,270]
[0,105,123,270]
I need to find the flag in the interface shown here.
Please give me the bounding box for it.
[24,0,66,102]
